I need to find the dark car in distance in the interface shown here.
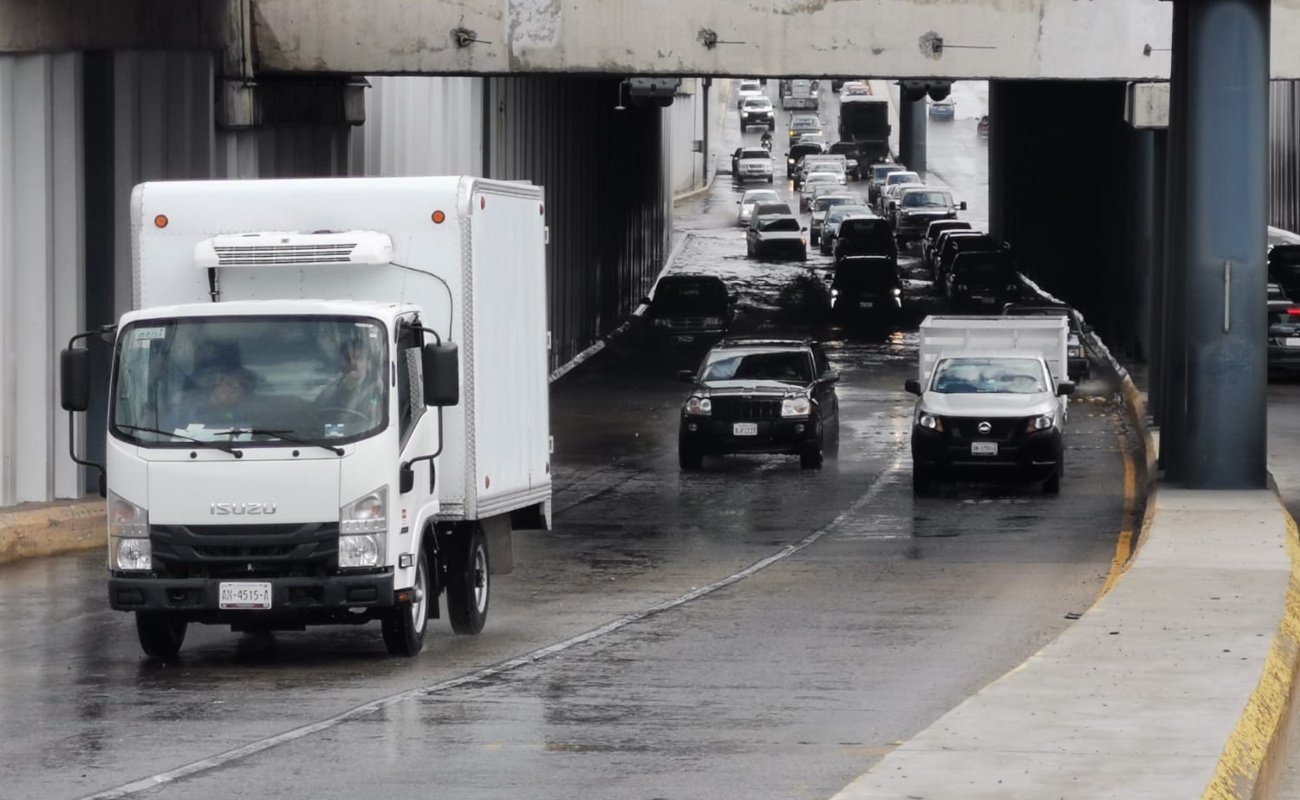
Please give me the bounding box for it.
[642,274,736,345]
[833,216,897,266]
[831,256,904,323]
[678,338,840,470]
[747,215,807,261]
[945,250,1021,312]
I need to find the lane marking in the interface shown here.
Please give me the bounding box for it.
[1097,411,1140,598]
[80,452,905,800]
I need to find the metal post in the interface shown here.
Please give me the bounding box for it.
[1148,128,1168,429]
[1182,0,1270,488]
[898,93,927,174]
[1160,0,1190,479]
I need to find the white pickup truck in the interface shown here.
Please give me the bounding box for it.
[904,316,1075,495]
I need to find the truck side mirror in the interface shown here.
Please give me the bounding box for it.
[960,201,968,211]
[60,348,90,412]
[819,371,840,384]
[1057,382,1076,397]
[904,379,922,396]
[422,342,460,407]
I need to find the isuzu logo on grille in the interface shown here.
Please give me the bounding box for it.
[210,502,277,515]
[977,421,993,434]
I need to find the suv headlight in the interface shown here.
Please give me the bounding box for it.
[917,412,943,431]
[1068,346,1082,358]
[340,487,388,569]
[1027,414,1055,432]
[685,396,712,416]
[782,397,812,417]
[109,491,151,571]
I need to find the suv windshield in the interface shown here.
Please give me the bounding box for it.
[744,98,772,109]
[760,217,801,233]
[872,166,904,181]
[655,279,728,312]
[112,316,389,447]
[740,149,770,160]
[791,116,820,129]
[703,350,813,383]
[902,191,953,208]
[931,357,1047,395]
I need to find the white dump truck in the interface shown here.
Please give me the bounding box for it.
[61,176,551,658]
[904,316,1074,495]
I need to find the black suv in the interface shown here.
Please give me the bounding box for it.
[642,274,736,345]
[677,338,840,470]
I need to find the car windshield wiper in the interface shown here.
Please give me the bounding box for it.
[226,428,345,456]
[115,424,243,457]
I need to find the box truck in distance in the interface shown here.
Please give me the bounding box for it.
[60,176,552,658]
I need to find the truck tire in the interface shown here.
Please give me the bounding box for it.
[136,612,187,658]
[381,549,429,656]
[447,526,490,635]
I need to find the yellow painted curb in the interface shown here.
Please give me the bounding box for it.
[0,500,105,566]
[1202,510,1300,800]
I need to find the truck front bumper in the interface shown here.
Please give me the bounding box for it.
[109,571,396,622]
[912,426,1062,482]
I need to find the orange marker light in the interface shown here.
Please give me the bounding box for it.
[480,197,486,210]
[154,215,169,229]
[432,210,446,224]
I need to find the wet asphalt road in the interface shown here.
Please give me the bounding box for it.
[0,81,1132,800]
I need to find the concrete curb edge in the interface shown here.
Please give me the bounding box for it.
[0,499,105,567]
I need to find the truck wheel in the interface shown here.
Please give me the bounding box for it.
[446,526,490,635]
[381,549,429,656]
[136,612,187,658]
[1044,460,1063,494]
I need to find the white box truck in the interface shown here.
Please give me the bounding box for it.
[60,176,551,658]
[903,316,1074,495]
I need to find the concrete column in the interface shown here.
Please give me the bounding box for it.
[0,54,85,505]
[1160,0,1190,478]
[1148,129,1168,427]
[898,95,927,174]
[1131,129,1157,364]
[1181,0,1270,488]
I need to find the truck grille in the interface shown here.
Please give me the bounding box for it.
[711,397,783,421]
[945,418,1022,439]
[151,521,340,579]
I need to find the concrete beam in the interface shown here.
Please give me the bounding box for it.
[251,0,1177,79]
[0,0,232,54]
[248,0,1300,80]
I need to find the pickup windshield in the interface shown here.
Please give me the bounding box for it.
[902,191,953,208]
[111,316,390,447]
[931,357,1048,394]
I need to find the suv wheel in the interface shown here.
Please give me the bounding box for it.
[679,440,704,471]
[799,437,824,470]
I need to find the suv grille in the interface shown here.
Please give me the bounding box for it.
[711,397,782,421]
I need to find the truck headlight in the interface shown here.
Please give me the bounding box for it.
[685,396,712,416]
[340,487,388,569]
[918,412,943,431]
[109,491,151,571]
[782,397,812,417]
[1027,414,1055,432]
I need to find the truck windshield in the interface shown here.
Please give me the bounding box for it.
[931,358,1047,394]
[111,316,389,447]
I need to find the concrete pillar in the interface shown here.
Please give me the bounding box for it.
[1160,0,1190,478]
[1148,129,1168,427]
[898,95,927,174]
[1131,129,1157,364]
[1181,0,1270,488]
[0,54,85,505]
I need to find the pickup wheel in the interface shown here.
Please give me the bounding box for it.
[912,468,933,496]
[1044,459,1063,495]
[446,526,490,635]
[679,440,704,470]
[136,612,187,658]
[381,549,429,656]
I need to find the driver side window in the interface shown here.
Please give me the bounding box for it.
[396,323,426,446]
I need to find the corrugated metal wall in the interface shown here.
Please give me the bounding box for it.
[667,78,705,197]
[1270,81,1300,235]
[484,76,672,372]
[359,77,484,177]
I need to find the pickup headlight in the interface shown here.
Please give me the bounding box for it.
[917,412,943,431]
[685,396,712,416]
[1068,346,1082,358]
[340,487,388,569]
[1027,414,1055,432]
[109,491,151,571]
[782,397,812,417]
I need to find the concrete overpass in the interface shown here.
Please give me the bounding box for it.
[0,0,1293,506]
